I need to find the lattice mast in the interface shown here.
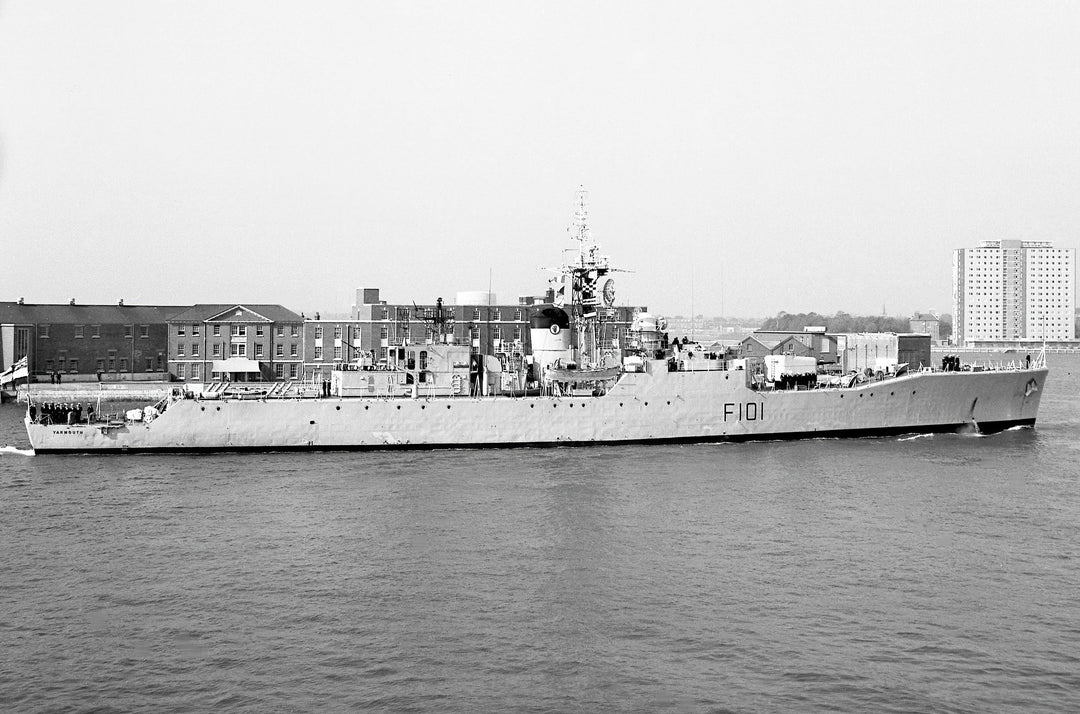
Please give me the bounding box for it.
[559,187,620,368]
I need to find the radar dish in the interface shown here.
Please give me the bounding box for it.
[602,278,616,307]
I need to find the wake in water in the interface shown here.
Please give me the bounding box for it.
[0,445,35,456]
[897,433,935,442]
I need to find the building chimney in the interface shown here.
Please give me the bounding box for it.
[118,299,124,306]
[69,298,75,306]
[18,297,24,305]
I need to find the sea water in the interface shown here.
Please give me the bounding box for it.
[2,355,1079,712]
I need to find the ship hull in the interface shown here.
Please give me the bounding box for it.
[25,366,1046,454]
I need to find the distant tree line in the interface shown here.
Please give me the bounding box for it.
[760,311,945,335]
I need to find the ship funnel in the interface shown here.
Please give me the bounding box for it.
[529,306,572,378]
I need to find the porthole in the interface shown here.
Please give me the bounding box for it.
[396,405,401,410]
[421,405,426,410]
[447,405,452,410]
[309,420,315,425]
[216,406,221,411]
[336,406,341,411]
[364,405,369,410]
[530,404,534,409]
[201,407,205,412]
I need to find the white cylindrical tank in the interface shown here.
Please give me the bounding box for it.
[455,291,498,306]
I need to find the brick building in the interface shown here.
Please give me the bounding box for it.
[909,313,941,343]
[166,304,304,382]
[0,300,181,382]
[301,287,642,380]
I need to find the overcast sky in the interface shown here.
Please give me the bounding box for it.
[1,1,1078,319]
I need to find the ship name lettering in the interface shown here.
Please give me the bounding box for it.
[723,402,764,422]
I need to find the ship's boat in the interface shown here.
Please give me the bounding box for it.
[23,191,1048,454]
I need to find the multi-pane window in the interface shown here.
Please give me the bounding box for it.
[276,344,284,357]
[334,325,342,339]
[290,344,298,357]
[315,326,323,339]
[74,325,84,338]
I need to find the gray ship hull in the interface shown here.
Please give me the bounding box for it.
[25,365,1046,453]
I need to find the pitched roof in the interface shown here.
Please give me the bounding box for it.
[166,304,303,323]
[741,335,782,350]
[0,302,187,324]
